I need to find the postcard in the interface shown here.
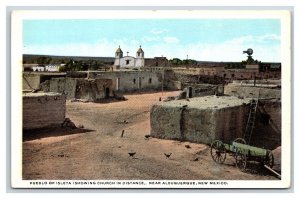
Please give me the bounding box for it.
[11,9,291,188]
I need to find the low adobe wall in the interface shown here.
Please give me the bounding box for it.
[22,72,67,91]
[40,77,113,102]
[23,92,66,130]
[150,96,250,144]
[22,73,41,90]
[224,84,281,99]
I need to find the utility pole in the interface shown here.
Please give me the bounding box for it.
[186,54,189,69]
[161,55,165,97]
[161,68,164,97]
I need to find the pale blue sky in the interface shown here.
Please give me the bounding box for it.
[23,19,281,62]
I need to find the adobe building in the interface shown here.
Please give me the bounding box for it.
[150,96,251,144]
[40,77,114,102]
[23,72,66,90]
[89,70,164,93]
[23,92,66,130]
[150,82,281,148]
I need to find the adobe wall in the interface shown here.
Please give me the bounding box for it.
[75,78,113,101]
[232,79,281,87]
[90,70,162,93]
[144,57,168,67]
[48,78,78,99]
[163,69,199,84]
[40,77,113,101]
[22,73,41,90]
[224,84,281,99]
[182,83,220,97]
[251,99,281,149]
[23,92,66,130]
[150,96,250,144]
[22,72,67,91]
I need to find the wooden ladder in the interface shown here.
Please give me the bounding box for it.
[244,90,260,144]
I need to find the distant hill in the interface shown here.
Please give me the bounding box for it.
[23,54,115,64]
[23,54,280,69]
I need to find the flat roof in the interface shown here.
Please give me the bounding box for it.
[23,92,62,98]
[23,72,66,76]
[158,96,251,109]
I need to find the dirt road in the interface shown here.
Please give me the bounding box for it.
[23,91,277,180]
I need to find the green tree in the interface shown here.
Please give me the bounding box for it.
[169,58,182,65]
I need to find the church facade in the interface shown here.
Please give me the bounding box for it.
[114,46,145,68]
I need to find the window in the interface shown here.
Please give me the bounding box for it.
[126,60,130,65]
[149,78,152,84]
[260,113,271,125]
[231,74,235,78]
[133,79,136,84]
[138,52,140,56]
[156,62,158,66]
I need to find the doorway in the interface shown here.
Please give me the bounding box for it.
[138,77,142,89]
[188,87,193,98]
[105,87,110,98]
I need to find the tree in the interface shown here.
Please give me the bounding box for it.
[169,58,182,65]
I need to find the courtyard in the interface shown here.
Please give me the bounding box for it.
[23,91,277,180]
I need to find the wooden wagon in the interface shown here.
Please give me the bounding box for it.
[210,138,274,171]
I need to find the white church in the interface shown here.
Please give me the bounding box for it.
[114,45,145,68]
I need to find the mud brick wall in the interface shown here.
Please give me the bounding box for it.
[23,72,67,91]
[75,78,113,100]
[251,99,281,149]
[22,74,41,90]
[150,97,250,144]
[23,93,66,130]
[91,71,162,93]
[41,77,113,101]
[224,84,281,99]
[49,78,77,99]
[213,105,249,142]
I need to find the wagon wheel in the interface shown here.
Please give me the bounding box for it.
[236,151,247,171]
[233,138,246,144]
[264,150,274,168]
[232,138,246,159]
[210,140,227,164]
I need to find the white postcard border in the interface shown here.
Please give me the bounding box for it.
[11,9,291,189]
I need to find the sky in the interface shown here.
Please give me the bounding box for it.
[23,19,281,62]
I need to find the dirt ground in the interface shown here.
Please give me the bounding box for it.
[23,91,278,180]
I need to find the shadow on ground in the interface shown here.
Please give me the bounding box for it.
[23,127,94,142]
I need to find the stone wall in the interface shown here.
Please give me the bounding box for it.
[150,96,250,144]
[224,84,281,99]
[23,92,66,130]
